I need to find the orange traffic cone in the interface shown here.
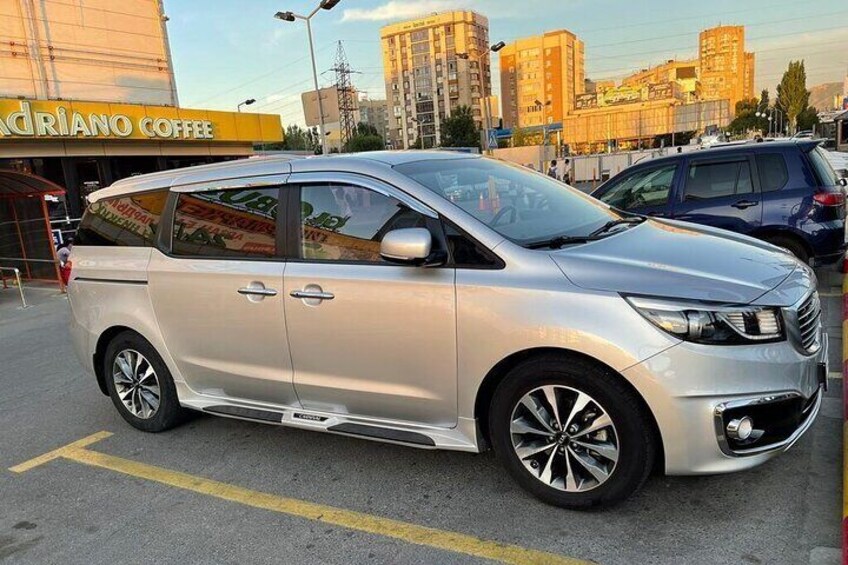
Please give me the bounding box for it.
[478,192,489,212]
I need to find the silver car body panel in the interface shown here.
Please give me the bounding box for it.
[68,151,823,472]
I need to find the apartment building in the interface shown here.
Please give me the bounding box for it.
[381,11,491,149]
[499,30,585,130]
[699,25,755,109]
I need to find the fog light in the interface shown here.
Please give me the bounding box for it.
[726,417,754,441]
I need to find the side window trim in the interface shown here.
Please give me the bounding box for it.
[286,172,438,219]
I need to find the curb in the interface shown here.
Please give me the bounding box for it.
[843,273,847,565]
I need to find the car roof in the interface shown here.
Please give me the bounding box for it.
[628,139,820,169]
[88,150,480,202]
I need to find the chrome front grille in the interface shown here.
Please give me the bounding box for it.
[796,292,822,353]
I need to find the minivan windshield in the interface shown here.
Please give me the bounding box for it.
[395,158,620,246]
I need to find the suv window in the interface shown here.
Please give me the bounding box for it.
[807,146,840,186]
[685,160,753,200]
[172,188,279,259]
[299,184,427,263]
[75,189,167,247]
[598,164,676,211]
[756,154,788,192]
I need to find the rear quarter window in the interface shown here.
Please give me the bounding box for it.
[755,154,789,192]
[75,190,167,247]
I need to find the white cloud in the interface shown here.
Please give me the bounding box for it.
[341,0,473,22]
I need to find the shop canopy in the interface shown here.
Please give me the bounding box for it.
[0,170,66,200]
[0,170,65,289]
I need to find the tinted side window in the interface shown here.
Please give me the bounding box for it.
[756,154,789,192]
[76,190,167,247]
[300,184,427,263]
[172,188,279,259]
[598,164,676,211]
[685,160,753,200]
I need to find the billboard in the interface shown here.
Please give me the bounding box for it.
[302,87,341,127]
[575,93,598,110]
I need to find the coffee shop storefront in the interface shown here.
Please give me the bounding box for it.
[0,98,284,224]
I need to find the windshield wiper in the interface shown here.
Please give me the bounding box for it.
[588,216,646,237]
[525,235,602,250]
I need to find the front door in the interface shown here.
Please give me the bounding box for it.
[148,184,298,407]
[594,162,679,218]
[283,176,458,427]
[671,155,762,235]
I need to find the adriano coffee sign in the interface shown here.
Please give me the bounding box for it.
[0,98,283,143]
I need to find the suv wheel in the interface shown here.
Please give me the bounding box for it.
[489,355,655,509]
[103,331,188,433]
[766,235,809,264]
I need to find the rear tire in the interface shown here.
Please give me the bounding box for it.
[766,235,809,264]
[103,331,188,433]
[489,355,655,509]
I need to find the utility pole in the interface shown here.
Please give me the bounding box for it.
[330,41,359,151]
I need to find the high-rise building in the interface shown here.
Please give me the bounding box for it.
[381,11,491,149]
[499,30,585,130]
[358,97,390,143]
[698,25,754,109]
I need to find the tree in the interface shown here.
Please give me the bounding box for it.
[345,122,386,153]
[797,106,820,132]
[727,97,768,136]
[345,122,384,153]
[512,127,530,147]
[440,105,480,148]
[776,60,810,134]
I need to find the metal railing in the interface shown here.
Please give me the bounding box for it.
[0,267,27,308]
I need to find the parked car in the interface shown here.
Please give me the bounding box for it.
[68,152,826,509]
[591,140,847,265]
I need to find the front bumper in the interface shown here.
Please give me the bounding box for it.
[623,332,826,475]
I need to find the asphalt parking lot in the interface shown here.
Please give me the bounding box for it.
[0,273,843,565]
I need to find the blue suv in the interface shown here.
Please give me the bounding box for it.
[592,140,847,265]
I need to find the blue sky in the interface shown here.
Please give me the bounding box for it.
[166,0,848,126]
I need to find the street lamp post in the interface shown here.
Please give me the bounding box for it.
[456,41,505,154]
[237,98,256,112]
[274,0,341,155]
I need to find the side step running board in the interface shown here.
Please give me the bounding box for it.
[205,405,283,423]
[328,423,435,446]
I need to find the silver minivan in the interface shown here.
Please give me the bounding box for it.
[67,152,826,508]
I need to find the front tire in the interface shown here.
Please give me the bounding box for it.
[103,331,188,433]
[489,355,656,509]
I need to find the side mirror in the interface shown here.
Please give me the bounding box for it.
[838,177,847,188]
[380,228,434,266]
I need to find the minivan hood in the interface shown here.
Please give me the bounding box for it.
[550,219,798,304]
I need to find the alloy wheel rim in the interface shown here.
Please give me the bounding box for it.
[112,349,160,419]
[510,385,619,492]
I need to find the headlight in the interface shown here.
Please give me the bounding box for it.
[625,296,784,345]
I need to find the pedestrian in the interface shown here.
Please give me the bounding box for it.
[676,146,683,154]
[57,237,73,285]
[547,159,559,180]
[563,158,572,184]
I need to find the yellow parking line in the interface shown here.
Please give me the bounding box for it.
[9,433,593,565]
[8,431,113,473]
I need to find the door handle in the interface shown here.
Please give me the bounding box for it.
[647,211,667,217]
[238,287,278,297]
[290,290,335,301]
[731,200,759,210]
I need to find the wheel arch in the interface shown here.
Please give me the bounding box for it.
[751,226,813,258]
[474,347,664,469]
